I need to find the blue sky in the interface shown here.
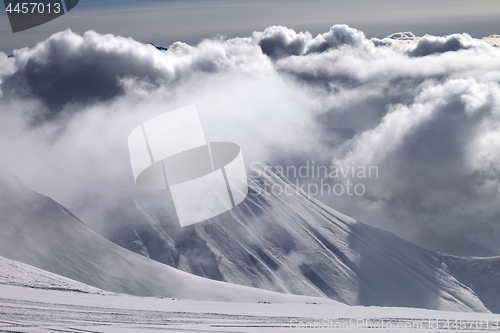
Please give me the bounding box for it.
[1,0,499,53]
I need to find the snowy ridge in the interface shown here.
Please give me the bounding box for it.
[118,165,500,313]
[0,171,339,305]
[371,31,500,48]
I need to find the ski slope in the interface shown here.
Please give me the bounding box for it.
[1,282,499,333]
[1,253,498,332]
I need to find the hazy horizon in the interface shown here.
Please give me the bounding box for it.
[1,0,499,53]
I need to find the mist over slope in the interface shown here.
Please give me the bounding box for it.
[0,25,499,257]
[0,171,340,305]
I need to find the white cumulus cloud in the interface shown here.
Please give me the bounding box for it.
[0,25,499,256]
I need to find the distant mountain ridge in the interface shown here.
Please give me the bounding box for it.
[147,42,168,51]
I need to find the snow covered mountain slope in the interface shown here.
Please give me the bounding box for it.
[0,171,340,305]
[0,255,108,294]
[440,255,500,314]
[114,166,500,313]
[1,166,498,312]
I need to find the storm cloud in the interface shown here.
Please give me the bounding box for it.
[0,25,499,256]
